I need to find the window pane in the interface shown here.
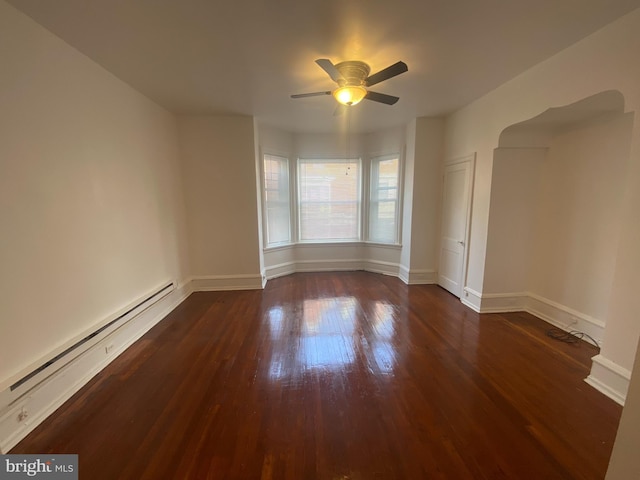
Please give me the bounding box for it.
[299,159,360,241]
[369,156,400,243]
[266,205,290,244]
[263,154,291,246]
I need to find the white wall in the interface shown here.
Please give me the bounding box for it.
[0,0,190,390]
[606,337,640,479]
[401,120,417,271]
[483,148,546,294]
[365,126,406,156]
[444,9,640,300]
[484,111,632,314]
[410,118,445,276]
[529,113,632,321]
[481,110,632,353]
[259,124,294,157]
[178,115,262,283]
[443,8,640,384]
[253,118,266,279]
[294,131,363,158]
[400,118,444,284]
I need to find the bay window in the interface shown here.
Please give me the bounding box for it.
[261,152,401,247]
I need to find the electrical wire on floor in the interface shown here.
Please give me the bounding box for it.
[546,328,600,348]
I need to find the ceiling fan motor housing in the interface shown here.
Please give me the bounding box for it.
[291,58,404,106]
[335,61,370,87]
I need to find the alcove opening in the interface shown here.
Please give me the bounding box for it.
[483,90,633,345]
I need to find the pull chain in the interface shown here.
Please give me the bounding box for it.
[346,108,351,175]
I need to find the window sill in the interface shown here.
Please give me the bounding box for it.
[264,241,402,252]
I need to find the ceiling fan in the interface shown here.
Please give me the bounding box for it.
[291,59,408,108]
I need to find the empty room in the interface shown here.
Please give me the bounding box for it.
[2,0,640,478]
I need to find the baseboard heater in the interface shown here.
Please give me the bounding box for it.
[9,282,175,393]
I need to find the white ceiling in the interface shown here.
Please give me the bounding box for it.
[8,0,640,133]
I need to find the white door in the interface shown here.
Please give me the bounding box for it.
[438,158,473,297]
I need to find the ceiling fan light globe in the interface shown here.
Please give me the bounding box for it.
[333,86,367,106]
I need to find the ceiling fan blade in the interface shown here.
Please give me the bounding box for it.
[291,91,332,99]
[364,91,400,105]
[364,61,408,87]
[315,59,344,83]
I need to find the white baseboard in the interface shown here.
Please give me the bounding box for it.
[407,269,437,285]
[585,354,631,406]
[398,266,437,285]
[525,293,605,346]
[467,290,605,346]
[265,259,402,280]
[361,260,401,277]
[293,259,364,273]
[461,287,482,312]
[0,281,192,454]
[190,274,264,291]
[478,291,528,313]
[463,288,625,403]
[264,262,296,280]
[398,265,410,284]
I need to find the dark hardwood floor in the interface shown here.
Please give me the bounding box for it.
[12,272,622,479]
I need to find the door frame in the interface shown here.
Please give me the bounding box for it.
[438,153,475,297]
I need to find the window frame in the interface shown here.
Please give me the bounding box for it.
[261,152,293,248]
[367,153,402,245]
[259,150,404,249]
[296,157,363,243]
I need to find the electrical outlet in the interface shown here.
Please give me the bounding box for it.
[17,408,28,422]
[105,344,114,354]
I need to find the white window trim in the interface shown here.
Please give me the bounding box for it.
[367,152,403,245]
[260,149,404,249]
[296,157,363,243]
[260,150,293,248]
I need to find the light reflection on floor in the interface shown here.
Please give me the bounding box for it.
[267,297,398,379]
[367,302,396,374]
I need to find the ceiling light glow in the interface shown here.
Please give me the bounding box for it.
[333,86,367,106]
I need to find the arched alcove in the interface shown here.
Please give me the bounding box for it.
[483,90,634,345]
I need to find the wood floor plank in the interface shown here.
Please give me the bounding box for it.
[11,272,621,479]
